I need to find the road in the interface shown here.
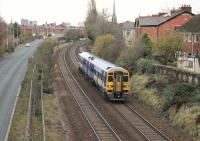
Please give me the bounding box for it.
[0,39,42,141]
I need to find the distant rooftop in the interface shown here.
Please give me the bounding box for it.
[120,21,135,29]
[136,10,194,26]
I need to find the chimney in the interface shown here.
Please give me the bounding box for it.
[180,4,192,12]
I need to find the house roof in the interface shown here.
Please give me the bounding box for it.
[136,10,194,27]
[136,16,168,26]
[179,14,200,33]
[121,21,135,29]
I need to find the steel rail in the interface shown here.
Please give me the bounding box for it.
[58,48,121,141]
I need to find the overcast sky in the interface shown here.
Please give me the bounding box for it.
[0,0,199,26]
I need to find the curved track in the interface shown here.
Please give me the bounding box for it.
[58,47,122,141]
[69,42,172,141]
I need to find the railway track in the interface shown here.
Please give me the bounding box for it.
[68,42,172,141]
[58,47,122,141]
[113,103,171,141]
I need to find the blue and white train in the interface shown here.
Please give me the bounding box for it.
[78,52,131,101]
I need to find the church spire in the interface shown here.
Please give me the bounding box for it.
[112,0,117,23]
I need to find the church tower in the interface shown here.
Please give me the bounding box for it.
[112,0,117,23]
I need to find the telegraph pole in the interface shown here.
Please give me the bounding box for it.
[11,19,14,48]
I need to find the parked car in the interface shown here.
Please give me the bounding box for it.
[25,43,30,47]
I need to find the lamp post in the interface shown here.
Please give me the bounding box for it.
[11,20,15,48]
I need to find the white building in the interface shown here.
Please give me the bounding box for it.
[120,21,135,46]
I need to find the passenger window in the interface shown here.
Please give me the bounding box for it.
[108,76,113,82]
[123,76,128,82]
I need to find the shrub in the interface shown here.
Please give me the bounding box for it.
[145,75,168,90]
[136,58,159,74]
[153,33,186,65]
[116,40,145,69]
[64,29,81,42]
[169,103,200,138]
[92,34,114,57]
[174,83,196,109]
[188,89,200,103]
[160,85,175,112]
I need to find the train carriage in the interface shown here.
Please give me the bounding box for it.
[79,52,131,101]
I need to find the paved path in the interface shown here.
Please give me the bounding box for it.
[0,39,42,141]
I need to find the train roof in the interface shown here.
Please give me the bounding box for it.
[79,52,127,72]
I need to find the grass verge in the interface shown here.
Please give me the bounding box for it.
[43,93,65,141]
[8,39,64,141]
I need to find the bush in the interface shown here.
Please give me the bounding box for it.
[92,34,124,63]
[136,58,159,74]
[169,103,200,138]
[160,86,175,112]
[174,83,196,109]
[153,33,186,65]
[116,40,145,69]
[64,29,81,42]
[131,74,150,95]
[92,34,114,57]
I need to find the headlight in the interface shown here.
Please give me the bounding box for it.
[107,85,113,88]
[124,85,129,88]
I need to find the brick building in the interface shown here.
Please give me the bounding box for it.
[20,20,71,37]
[176,15,200,73]
[134,5,194,42]
[179,14,200,55]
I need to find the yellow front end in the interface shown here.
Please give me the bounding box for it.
[105,70,131,100]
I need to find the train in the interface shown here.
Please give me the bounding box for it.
[78,52,131,101]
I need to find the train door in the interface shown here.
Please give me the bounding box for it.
[115,74,122,93]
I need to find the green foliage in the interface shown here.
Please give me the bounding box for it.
[188,88,200,103]
[136,58,159,74]
[142,33,154,57]
[153,33,186,65]
[116,40,145,69]
[173,83,196,108]
[160,86,175,112]
[64,29,81,42]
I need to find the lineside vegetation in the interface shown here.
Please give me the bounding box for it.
[9,39,64,140]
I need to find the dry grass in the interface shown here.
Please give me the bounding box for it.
[131,74,150,95]
[132,74,164,112]
[169,103,200,138]
[43,94,65,141]
[132,73,200,139]
[8,59,35,141]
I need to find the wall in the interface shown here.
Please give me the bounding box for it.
[158,13,193,38]
[139,26,158,41]
[177,55,200,73]
[154,64,200,85]
[123,28,134,46]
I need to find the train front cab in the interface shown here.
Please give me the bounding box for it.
[105,69,130,101]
